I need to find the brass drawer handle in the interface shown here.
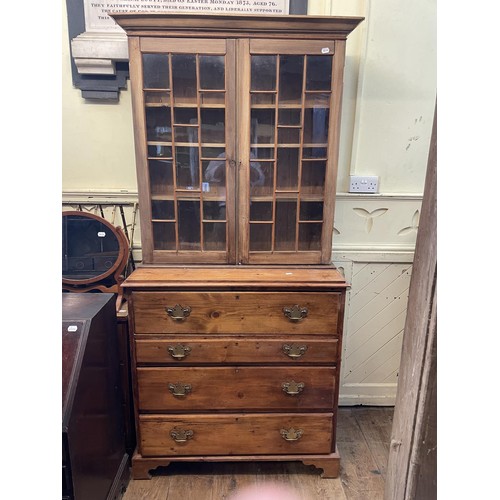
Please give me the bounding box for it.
[168,382,192,397]
[283,305,308,322]
[168,344,192,360]
[170,428,194,443]
[281,428,303,441]
[282,380,305,395]
[166,304,192,320]
[282,343,308,359]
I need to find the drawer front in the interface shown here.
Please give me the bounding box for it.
[139,413,333,456]
[137,366,335,411]
[135,336,339,364]
[132,291,341,334]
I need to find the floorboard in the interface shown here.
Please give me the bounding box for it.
[122,407,393,500]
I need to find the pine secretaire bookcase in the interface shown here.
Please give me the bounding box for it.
[111,12,362,479]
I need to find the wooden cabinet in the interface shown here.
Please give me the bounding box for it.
[111,13,363,265]
[110,12,362,479]
[122,266,347,478]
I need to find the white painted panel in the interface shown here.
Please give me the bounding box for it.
[350,263,410,316]
[339,260,413,406]
[345,311,406,379]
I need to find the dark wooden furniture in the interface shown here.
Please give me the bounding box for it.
[62,293,130,499]
[109,12,362,480]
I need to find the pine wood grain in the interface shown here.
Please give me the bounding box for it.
[132,291,340,335]
[122,265,346,288]
[137,366,336,411]
[135,336,339,365]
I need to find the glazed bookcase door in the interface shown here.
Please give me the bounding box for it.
[238,39,344,265]
[129,37,237,264]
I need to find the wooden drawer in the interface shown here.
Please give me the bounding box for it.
[135,336,339,364]
[139,413,333,456]
[132,291,341,335]
[137,366,335,411]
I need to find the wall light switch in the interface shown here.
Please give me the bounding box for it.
[349,175,379,193]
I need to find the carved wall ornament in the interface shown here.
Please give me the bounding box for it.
[397,210,420,236]
[353,208,388,233]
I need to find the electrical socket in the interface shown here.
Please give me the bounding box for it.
[349,175,379,193]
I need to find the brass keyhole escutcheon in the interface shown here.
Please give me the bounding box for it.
[280,428,303,441]
[283,305,308,322]
[282,344,308,359]
[167,344,191,360]
[282,380,305,395]
[168,382,192,397]
[166,304,192,320]
[170,428,194,443]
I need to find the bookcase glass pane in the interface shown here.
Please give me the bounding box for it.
[251,147,274,160]
[202,147,225,159]
[172,55,197,103]
[303,108,329,144]
[277,149,299,190]
[251,56,277,91]
[306,55,333,91]
[200,92,225,106]
[144,91,170,105]
[199,55,225,90]
[251,93,276,106]
[250,224,272,251]
[204,222,226,250]
[298,223,322,251]
[301,161,326,197]
[178,200,201,250]
[175,126,198,143]
[201,109,225,143]
[279,55,304,104]
[151,200,175,220]
[175,146,200,189]
[300,201,324,221]
[203,201,226,221]
[143,54,170,89]
[146,108,171,142]
[278,109,301,126]
[278,128,301,144]
[148,145,172,158]
[275,201,297,251]
[251,109,275,144]
[250,162,274,197]
[202,158,226,200]
[302,147,327,159]
[149,160,174,196]
[250,201,273,221]
[153,222,176,250]
[174,108,198,124]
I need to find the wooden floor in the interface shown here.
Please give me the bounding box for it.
[123,407,393,500]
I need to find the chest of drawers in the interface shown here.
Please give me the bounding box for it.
[123,266,347,478]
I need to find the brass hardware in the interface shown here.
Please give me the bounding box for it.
[166,304,191,320]
[170,428,194,443]
[167,344,192,360]
[282,380,305,395]
[282,343,308,359]
[283,305,308,322]
[280,428,303,441]
[168,382,192,397]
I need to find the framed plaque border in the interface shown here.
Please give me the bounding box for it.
[65,0,308,101]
